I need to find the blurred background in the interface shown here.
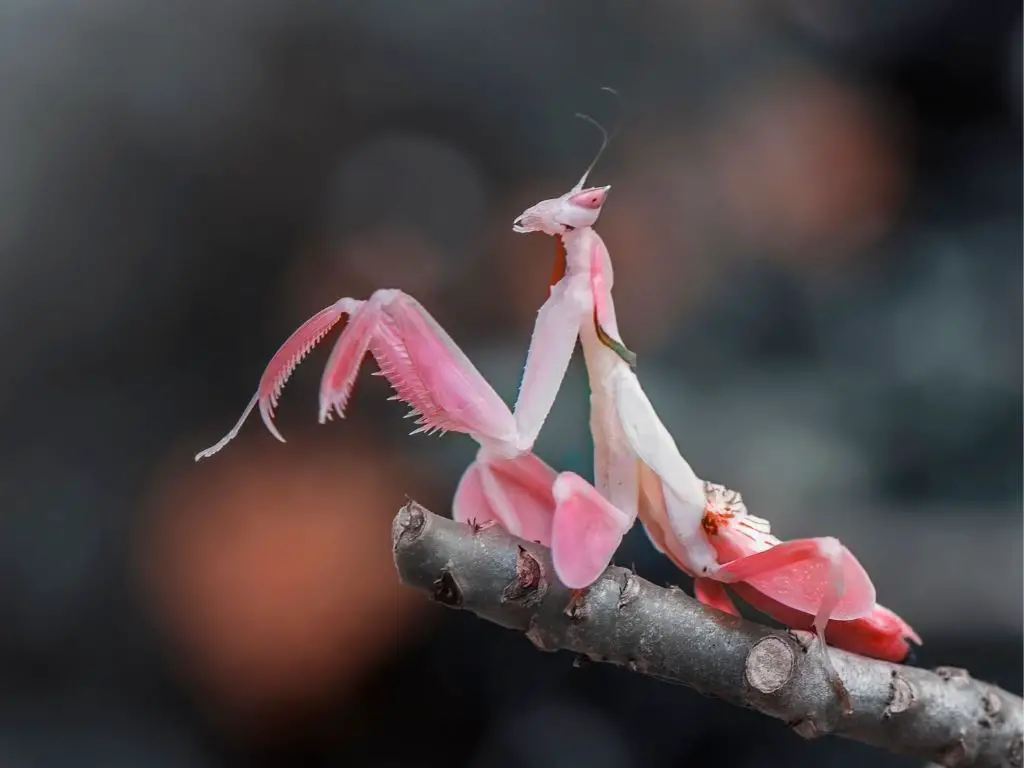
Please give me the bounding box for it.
[0,0,1021,766]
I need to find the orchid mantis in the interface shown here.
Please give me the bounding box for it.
[194,121,919,710]
[507,146,920,708]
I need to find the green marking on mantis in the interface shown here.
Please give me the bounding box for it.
[594,310,637,368]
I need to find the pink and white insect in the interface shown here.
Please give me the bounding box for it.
[506,127,920,708]
[194,118,919,710]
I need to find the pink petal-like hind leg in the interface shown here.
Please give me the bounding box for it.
[195,298,363,460]
[715,538,876,621]
[453,450,558,545]
[550,472,632,589]
[715,537,875,712]
[694,577,740,616]
[729,582,921,663]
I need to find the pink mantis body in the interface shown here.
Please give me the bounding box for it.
[507,158,920,706]
[194,129,919,706]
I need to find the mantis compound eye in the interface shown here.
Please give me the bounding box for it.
[568,186,609,210]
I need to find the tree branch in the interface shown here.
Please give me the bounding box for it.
[392,501,1023,768]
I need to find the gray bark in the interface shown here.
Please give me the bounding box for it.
[392,501,1023,768]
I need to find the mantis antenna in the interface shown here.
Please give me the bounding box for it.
[571,86,623,193]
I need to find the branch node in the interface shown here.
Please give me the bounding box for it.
[883,671,918,719]
[791,718,823,740]
[980,689,1005,728]
[501,546,545,606]
[788,628,816,653]
[746,635,795,695]
[617,570,641,609]
[935,667,973,686]
[1009,731,1023,768]
[430,569,463,607]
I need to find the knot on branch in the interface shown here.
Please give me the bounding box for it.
[883,671,918,719]
[502,546,545,606]
[393,500,427,550]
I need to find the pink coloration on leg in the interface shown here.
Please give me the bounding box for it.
[453,451,558,545]
[196,288,520,462]
[730,582,921,663]
[318,299,380,423]
[550,472,631,589]
[694,577,739,616]
[371,291,517,450]
[871,603,922,647]
[257,300,364,438]
[195,300,358,460]
[714,536,875,712]
[700,506,919,664]
[714,537,876,622]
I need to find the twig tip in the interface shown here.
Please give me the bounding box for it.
[392,499,428,553]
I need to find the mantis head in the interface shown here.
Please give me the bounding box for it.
[513,105,615,236]
[512,184,610,235]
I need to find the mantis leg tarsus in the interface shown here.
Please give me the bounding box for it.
[815,626,853,714]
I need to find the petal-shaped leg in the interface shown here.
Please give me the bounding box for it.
[714,536,875,714]
[512,275,589,452]
[371,291,518,453]
[714,537,876,622]
[453,450,558,545]
[195,298,361,460]
[873,603,922,647]
[550,472,631,589]
[694,577,740,616]
[819,606,921,665]
[730,582,921,663]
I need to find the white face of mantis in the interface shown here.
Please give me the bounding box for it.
[512,185,610,236]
